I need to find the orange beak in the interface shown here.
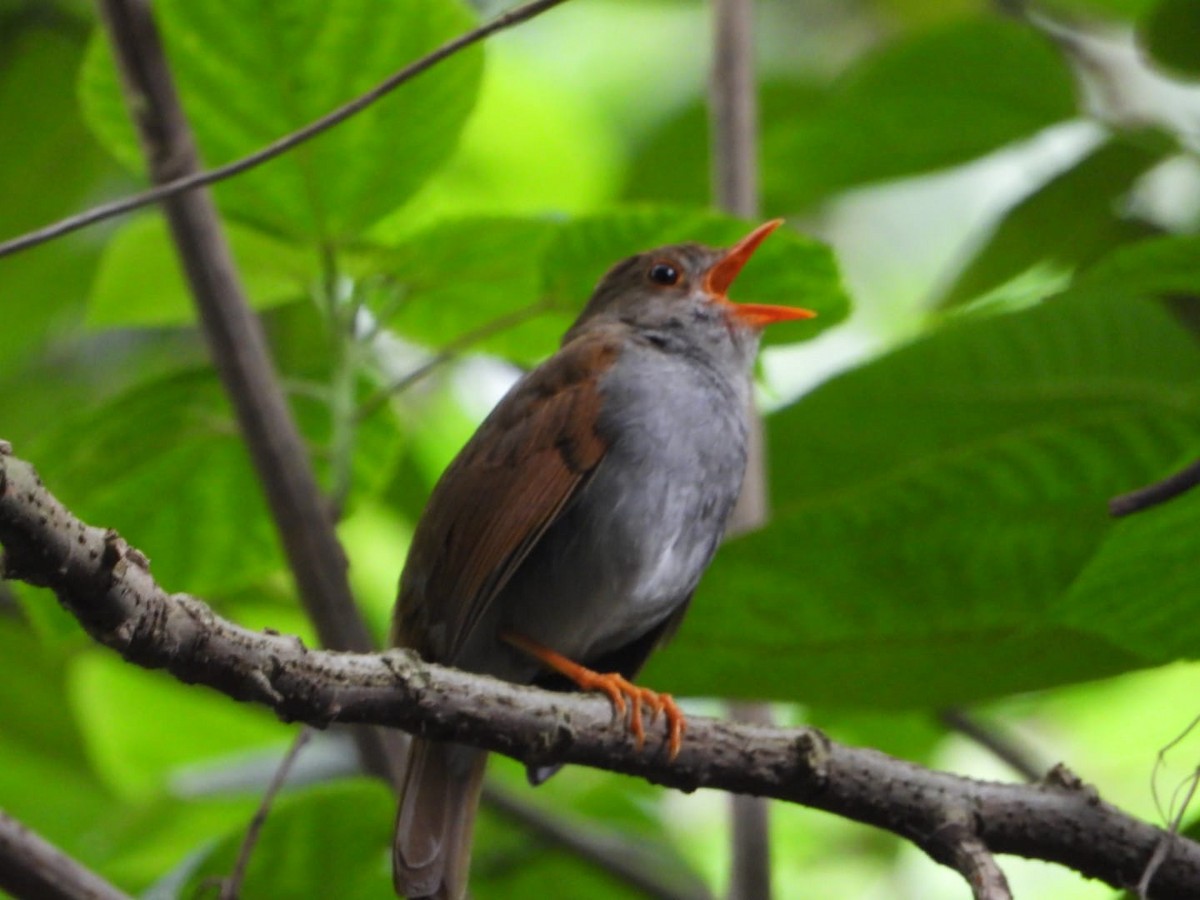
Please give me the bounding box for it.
[704,219,818,328]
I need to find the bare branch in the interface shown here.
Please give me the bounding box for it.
[1110,459,1200,517]
[939,708,1044,783]
[0,0,573,260]
[94,0,399,782]
[218,728,314,900]
[922,807,1013,900]
[0,808,131,900]
[5,447,1200,897]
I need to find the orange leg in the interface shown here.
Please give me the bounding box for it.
[501,630,686,759]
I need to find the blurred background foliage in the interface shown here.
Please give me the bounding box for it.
[1,0,1200,897]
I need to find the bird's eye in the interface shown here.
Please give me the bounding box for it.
[648,263,680,286]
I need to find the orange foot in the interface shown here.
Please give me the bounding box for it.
[501,630,686,759]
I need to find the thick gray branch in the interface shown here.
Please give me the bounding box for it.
[3,445,1200,898]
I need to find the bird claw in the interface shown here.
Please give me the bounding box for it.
[582,671,685,759]
[499,631,686,759]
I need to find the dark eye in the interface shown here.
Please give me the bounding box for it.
[648,263,680,286]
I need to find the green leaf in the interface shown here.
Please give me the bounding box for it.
[1054,483,1200,661]
[68,651,286,799]
[86,214,316,328]
[938,135,1167,308]
[373,51,621,234]
[648,286,1200,707]
[98,794,258,894]
[475,760,707,900]
[370,216,563,366]
[1140,0,1200,79]
[623,80,824,209]
[0,621,114,839]
[31,369,283,595]
[1074,233,1200,292]
[764,17,1077,209]
[0,22,122,373]
[78,0,482,243]
[627,18,1078,213]
[179,779,395,900]
[30,366,403,596]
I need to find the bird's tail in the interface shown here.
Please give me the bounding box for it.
[393,738,487,900]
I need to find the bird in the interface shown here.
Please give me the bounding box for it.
[391,219,815,899]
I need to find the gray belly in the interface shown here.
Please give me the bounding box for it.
[455,349,750,681]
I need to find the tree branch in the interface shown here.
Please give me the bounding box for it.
[4,445,1200,897]
[710,1,773,894]
[922,805,1014,900]
[939,707,1044,783]
[1110,459,1200,517]
[0,0,573,260]
[0,808,131,900]
[95,0,398,782]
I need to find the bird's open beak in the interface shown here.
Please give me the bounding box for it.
[704,219,817,328]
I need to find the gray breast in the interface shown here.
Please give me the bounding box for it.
[466,341,751,678]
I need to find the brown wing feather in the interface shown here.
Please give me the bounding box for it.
[393,328,620,663]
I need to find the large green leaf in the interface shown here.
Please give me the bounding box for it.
[1056,487,1200,661]
[647,285,1200,707]
[1139,0,1200,79]
[178,780,395,900]
[765,17,1076,210]
[627,19,1077,213]
[938,135,1167,308]
[0,23,122,374]
[86,214,316,328]
[373,209,850,365]
[369,215,563,366]
[1069,232,1200,298]
[96,794,258,894]
[69,651,286,799]
[31,369,281,594]
[623,80,823,209]
[78,0,482,243]
[30,365,403,596]
[0,621,113,840]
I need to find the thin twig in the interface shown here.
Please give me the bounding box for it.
[0,809,132,900]
[0,0,573,260]
[939,708,1044,783]
[943,827,1014,900]
[1110,459,1200,517]
[219,728,314,900]
[356,301,552,422]
[1140,712,1200,897]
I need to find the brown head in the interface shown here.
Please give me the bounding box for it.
[565,220,816,364]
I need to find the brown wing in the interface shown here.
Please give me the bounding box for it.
[393,328,621,663]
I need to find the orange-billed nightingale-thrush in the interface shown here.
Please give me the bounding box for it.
[391,219,815,899]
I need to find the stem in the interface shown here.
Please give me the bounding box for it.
[710,0,773,896]
[95,0,401,785]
